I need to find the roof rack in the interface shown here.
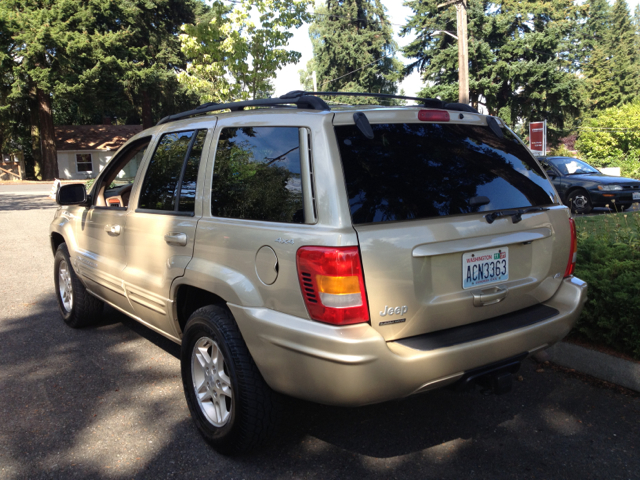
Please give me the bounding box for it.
[156,94,330,125]
[156,90,478,126]
[284,91,479,114]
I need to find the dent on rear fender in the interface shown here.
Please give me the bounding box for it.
[177,257,264,307]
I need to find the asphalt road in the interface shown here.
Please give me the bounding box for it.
[1,186,639,480]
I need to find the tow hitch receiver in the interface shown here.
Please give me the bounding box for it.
[454,353,526,395]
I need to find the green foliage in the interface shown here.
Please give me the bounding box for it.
[575,101,640,178]
[573,213,640,359]
[178,0,310,103]
[300,0,403,105]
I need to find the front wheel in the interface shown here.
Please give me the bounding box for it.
[567,190,593,214]
[54,244,103,328]
[181,305,281,455]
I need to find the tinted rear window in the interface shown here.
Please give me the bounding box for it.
[336,123,555,224]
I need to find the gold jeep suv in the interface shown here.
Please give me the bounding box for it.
[50,91,587,454]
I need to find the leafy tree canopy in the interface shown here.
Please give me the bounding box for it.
[178,0,311,103]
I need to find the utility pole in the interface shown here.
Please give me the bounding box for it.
[437,0,469,105]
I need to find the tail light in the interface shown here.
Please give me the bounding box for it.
[296,246,369,325]
[564,218,577,278]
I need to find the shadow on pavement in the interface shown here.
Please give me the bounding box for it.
[0,195,57,211]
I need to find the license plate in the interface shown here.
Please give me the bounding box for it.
[633,192,640,200]
[462,247,509,289]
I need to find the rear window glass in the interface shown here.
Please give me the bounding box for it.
[335,123,555,224]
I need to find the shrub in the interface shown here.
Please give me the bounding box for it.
[575,101,640,178]
[573,215,640,359]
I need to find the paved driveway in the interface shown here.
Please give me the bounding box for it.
[1,187,639,479]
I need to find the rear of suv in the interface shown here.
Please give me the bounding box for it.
[50,91,587,454]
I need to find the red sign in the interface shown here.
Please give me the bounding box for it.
[529,121,545,154]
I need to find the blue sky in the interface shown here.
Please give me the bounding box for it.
[272,0,640,98]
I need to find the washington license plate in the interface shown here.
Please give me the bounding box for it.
[633,192,640,200]
[462,247,509,289]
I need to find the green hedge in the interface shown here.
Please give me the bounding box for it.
[573,215,640,359]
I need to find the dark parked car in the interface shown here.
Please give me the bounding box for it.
[536,156,640,214]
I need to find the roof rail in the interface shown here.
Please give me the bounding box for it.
[156,93,330,126]
[156,90,478,126]
[284,91,479,114]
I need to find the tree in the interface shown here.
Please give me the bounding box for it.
[402,0,583,136]
[575,101,640,178]
[300,0,403,103]
[106,0,203,129]
[605,0,639,107]
[178,0,310,104]
[2,0,128,180]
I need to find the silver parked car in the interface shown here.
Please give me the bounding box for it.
[50,91,587,454]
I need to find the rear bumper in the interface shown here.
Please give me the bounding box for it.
[230,276,587,407]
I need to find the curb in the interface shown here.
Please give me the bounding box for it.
[546,342,640,393]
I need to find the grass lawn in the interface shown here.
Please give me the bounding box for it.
[574,211,640,244]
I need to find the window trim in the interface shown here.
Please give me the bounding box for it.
[75,153,93,173]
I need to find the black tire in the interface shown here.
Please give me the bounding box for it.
[181,305,281,455]
[54,243,104,328]
[567,190,593,214]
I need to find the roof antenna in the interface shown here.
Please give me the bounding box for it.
[353,112,374,139]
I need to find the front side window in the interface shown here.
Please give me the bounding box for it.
[138,129,206,213]
[211,127,305,223]
[336,123,556,225]
[76,153,92,172]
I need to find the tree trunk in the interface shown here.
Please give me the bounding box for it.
[29,87,43,180]
[37,87,59,181]
[141,90,153,130]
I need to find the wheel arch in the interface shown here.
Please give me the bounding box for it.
[50,232,65,256]
[174,284,229,335]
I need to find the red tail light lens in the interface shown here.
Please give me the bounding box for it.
[564,218,577,278]
[418,110,450,122]
[296,246,370,325]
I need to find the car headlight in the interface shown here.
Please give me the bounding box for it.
[598,185,623,191]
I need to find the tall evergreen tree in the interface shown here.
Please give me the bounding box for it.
[606,0,639,107]
[301,0,402,103]
[402,0,583,133]
[580,0,613,109]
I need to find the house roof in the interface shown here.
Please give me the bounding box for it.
[55,125,143,151]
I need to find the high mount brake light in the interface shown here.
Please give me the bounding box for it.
[296,246,370,325]
[418,110,450,122]
[564,218,577,278]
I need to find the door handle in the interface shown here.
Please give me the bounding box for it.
[164,232,188,246]
[105,224,121,236]
[473,285,508,307]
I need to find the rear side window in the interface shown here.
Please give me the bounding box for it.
[138,129,207,213]
[211,127,305,223]
[335,123,556,224]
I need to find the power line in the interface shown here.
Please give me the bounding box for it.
[319,50,397,88]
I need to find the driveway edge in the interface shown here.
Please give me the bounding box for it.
[546,341,640,393]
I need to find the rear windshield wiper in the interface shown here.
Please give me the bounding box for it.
[485,207,549,224]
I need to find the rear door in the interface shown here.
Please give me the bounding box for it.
[333,114,571,342]
[122,127,212,336]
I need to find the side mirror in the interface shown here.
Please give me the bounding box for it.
[547,172,557,179]
[57,183,89,206]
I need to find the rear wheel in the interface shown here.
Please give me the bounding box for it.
[181,305,281,455]
[567,190,593,214]
[54,243,103,328]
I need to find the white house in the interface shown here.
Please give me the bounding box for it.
[55,124,142,180]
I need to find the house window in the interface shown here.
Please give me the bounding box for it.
[76,153,92,172]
